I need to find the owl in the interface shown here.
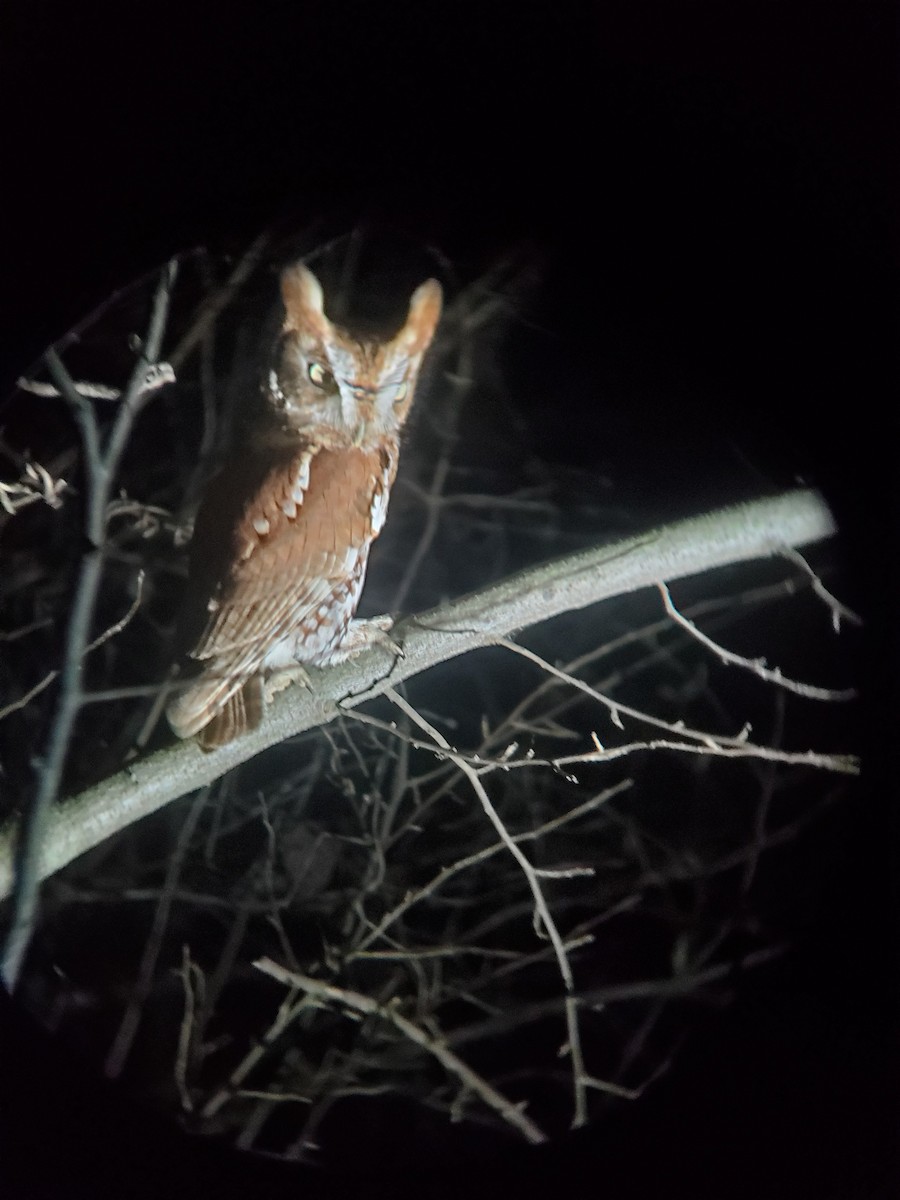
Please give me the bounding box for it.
[167,262,442,748]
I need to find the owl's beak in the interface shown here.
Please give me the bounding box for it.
[347,385,379,446]
[337,380,371,445]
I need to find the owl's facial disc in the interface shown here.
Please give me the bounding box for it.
[273,263,440,448]
[336,375,406,447]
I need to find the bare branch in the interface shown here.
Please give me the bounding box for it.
[253,957,548,1145]
[168,231,271,372]
[17,363,174,403]
[18,377,122,400]
[657,581,856,701]
[0,460,68,514]
[1,261,178,989]
[382,685,612,1127]
[104,788,209,1079]
[778,544,863,632]
[0,571,145,723]
[491,640,856,773]
[446,943,789,1050]
[346,777,632,957]
[0,488,845,904]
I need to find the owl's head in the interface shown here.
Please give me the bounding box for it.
[269,263,442,449]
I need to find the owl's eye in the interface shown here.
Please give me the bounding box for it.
[307,362,331,389]
[393,381,409,405]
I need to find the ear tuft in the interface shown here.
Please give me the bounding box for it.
[280,263,328,333]
[400,278,442,352]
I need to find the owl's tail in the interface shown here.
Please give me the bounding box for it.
[167,670,264,750]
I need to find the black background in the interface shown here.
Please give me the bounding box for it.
[0,1,896,1197]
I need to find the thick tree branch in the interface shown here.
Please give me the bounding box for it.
[0,487,840,901]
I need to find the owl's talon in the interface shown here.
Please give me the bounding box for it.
[328,615,402,663]
[264,664,313,703]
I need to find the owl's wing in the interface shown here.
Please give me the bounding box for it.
[167,442,395,741]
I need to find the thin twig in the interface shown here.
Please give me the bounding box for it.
[174,946,204,1111]
[0,460,68,514]
[17,377,122,400]
[16,364,174,403]
[657,581,856,701]
[104,787,208,1078]
[572,736,856,774]
[347,772,632,957]
[447,943,789,1050]
[383,686,591,1126]
[0,571,145,723]
[778,544,863,631]
[253,957,548,1144]
[480,637,856,777]
[168,231,271,372]
[0,261,177,990]
[200,989,313,1120]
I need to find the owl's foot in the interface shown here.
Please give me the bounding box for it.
[264,664,313,703]
[330,614,402,664]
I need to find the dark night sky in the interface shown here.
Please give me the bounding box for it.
[1,3,893,533]
[0,2,896,1197]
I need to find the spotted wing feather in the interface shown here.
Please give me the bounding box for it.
[167,442,395,745]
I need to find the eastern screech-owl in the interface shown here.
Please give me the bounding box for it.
[167,262,442,748]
